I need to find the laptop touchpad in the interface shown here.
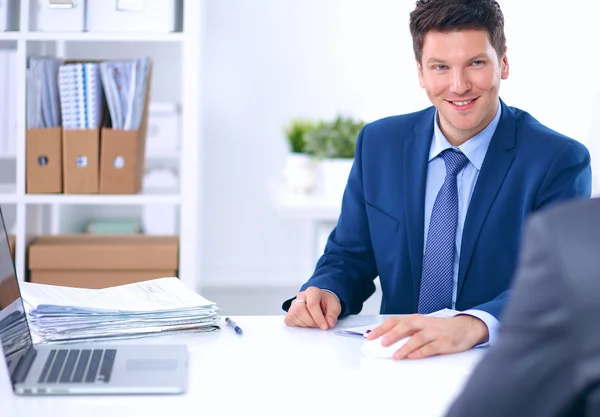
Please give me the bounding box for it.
[126,359,177,372]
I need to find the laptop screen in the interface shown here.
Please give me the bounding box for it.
[0,209,33,366]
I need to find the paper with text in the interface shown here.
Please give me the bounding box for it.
[21,277,215,314]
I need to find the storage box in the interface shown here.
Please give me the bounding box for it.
[28,235,179,289]
[146,102,180,156]
[0,234,16,309]
[32,0,85,32]
[0,274,17,309]
[8,234,15,259]
[86,219,142,234]
[62,128,100,193]
[99,65,152,194]
[0,0,20,31]
[98,127,146,194]
[86,0,181,33]
[26,127,63,194]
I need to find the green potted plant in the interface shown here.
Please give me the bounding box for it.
[281,118,318,194]
[304,115,364,159]
[304,115,366,197]
[284,118,315,154]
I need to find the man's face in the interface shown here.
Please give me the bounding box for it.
[417,29,509,144]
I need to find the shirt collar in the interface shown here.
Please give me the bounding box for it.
[429,100,502,170]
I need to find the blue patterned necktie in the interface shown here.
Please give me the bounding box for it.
[418,149,469,314]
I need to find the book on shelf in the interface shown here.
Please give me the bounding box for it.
[19,277,221,344]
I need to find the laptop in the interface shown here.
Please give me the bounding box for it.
[0,209,188,395]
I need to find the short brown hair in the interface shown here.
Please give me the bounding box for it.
[409,0,506,64]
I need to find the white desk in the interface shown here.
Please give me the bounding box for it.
[1,316,486,417]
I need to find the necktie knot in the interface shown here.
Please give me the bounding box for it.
[442,149,469,177]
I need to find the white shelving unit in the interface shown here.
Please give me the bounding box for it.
[0,1,204,292]
[0,31,185,42]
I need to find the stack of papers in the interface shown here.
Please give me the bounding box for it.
[100,57,151,130]
[19,277,221,344]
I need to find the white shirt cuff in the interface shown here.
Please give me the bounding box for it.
[322,289,340,303]
[458,309,499,348]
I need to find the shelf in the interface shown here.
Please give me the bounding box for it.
[1,31,185,42]
[0,190,180,205]
[0,32,20,41]
[0,184,18,204]
[24,190,181,205]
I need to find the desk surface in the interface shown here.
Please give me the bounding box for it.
[1,315,485,417]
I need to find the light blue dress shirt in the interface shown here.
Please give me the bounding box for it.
[425,101,502,346]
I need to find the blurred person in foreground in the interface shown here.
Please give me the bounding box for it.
[445,198,600,416]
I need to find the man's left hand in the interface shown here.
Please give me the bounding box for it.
[365,314,489,360]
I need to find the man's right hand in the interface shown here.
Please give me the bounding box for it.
[284,286,341,330]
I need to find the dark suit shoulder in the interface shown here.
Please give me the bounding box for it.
[531,197,600,230]
[510,106,588,156]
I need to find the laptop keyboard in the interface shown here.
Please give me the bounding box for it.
[38,349,116,384]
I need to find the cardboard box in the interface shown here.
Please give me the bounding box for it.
[30,270,176,289]
[28,235,179,289]
[0,272,18,310]
[8,234,14,259]
[26,127,63,194]
[62,128,100,194]
[99,66,152,194]
[99,128,147,194]
[0,234,17,309]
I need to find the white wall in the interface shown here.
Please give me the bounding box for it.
[200,0,600,289]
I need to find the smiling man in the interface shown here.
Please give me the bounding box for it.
[282,0,592,359]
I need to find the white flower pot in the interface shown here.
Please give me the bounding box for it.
[319,158,353,199]
[282,152,317,194]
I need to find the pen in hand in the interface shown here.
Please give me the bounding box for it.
[225,317,243,335]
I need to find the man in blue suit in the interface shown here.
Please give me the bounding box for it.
[283,0,591,359]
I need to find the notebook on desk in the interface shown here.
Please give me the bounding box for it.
[0,208,188,395]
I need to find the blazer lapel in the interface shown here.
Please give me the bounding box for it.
[405,108,435,307]
[457,100,517,297]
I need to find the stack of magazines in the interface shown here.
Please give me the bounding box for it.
[19,277,220,344]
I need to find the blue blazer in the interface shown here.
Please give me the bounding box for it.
[284,100,591,320]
